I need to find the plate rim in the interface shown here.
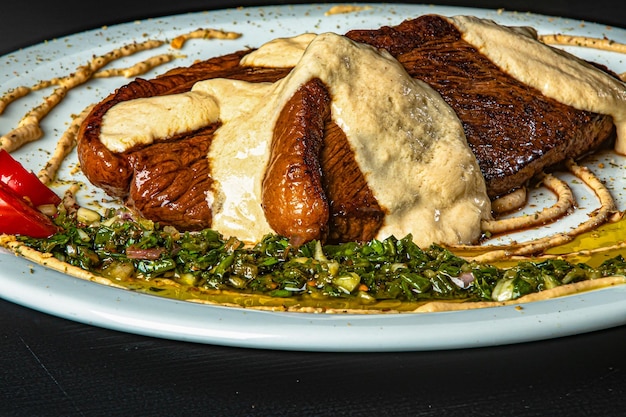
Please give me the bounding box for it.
[1,3,625,352]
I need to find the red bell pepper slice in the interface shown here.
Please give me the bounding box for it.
[0,149,62,238]
[0,182,59,238]
[0,149,61,207]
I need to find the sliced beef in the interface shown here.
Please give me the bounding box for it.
[261,78,386,245]
[78,51,290,230]
[77,14,616,240]
[321,121,384,243]
[262,78,331,245]
[346,15,616,197]
[125,129,215,231]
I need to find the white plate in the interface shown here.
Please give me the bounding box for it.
[1,3,625,352]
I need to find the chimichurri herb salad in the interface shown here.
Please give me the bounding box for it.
[9,206,626,312]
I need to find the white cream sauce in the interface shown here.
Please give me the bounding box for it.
[447,15,626,154]
[239,33,317,68]
[100,92,220,153]
[210,32,490,246]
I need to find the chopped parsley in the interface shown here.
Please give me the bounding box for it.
[17,207,626,306]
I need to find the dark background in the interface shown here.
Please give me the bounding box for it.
[2,2,626,416]
[1,0,625,56]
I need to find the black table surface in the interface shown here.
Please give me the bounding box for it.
[2,1,626,416]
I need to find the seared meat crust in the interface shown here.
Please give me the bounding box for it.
[262,78,331,245]
[262,78,386,244]
[321,121,384,243]
[125,130,215,230]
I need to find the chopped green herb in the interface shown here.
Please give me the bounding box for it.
[17,208,626,306]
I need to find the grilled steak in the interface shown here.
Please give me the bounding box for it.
[77,14,616,242]
[346,15,616,198]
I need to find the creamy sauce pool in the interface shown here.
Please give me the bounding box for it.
[100,32,490,246]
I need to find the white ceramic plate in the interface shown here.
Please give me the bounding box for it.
[1,3,625,352]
